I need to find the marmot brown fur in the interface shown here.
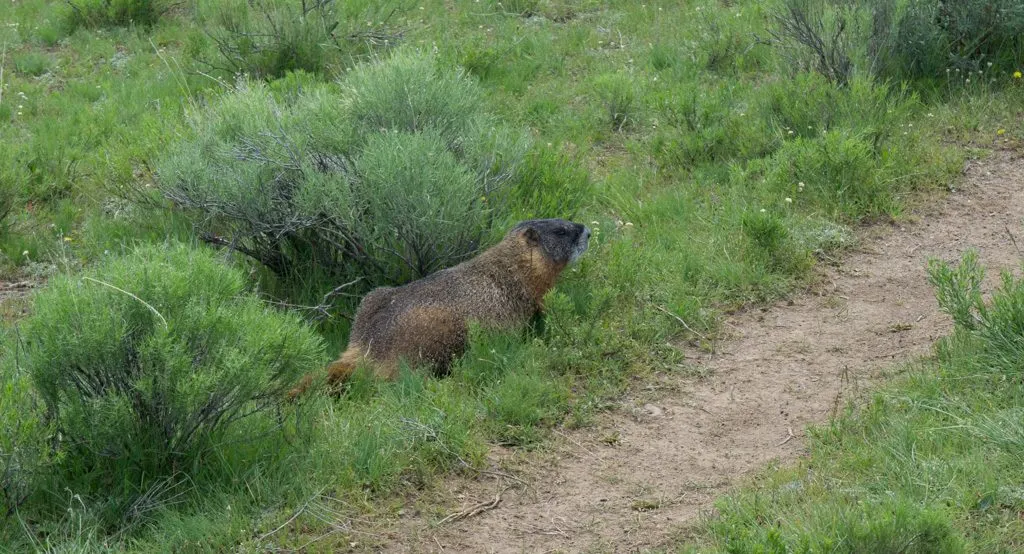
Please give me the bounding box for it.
[289,218,590,398]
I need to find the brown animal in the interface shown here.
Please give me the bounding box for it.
[289,218,590,398]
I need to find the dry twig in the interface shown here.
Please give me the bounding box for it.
[776,426,796,446]
[437,487,506,526]
[1005,223,1022,257]
[83,277,168,328]
[655,304,709,343]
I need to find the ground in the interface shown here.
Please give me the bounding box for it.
[359,149,1024,553]
[0,280,32,323]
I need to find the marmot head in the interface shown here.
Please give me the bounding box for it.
[510,218,591,264]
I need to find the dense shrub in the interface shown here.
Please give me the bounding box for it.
[767,0,854,87]
[64,0,169,30]
[869,0,1024,82]
[17,243,324,486]
[0,343,49,520]
[157,51,531,288]
[196,0,409,79]
[767,0,1024,86]
[930,250,1024,371]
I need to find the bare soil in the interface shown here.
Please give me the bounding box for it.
[0,279,34,323]
[373,149,1024,553]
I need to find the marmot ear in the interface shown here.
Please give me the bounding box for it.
[523,227,541,246]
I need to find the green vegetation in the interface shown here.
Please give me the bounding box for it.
[0,0,1020,549]
[63,0,170,32]
[869,0,1024,84]
[683,252,1024,552]
[4,244,324,529]
[157,51,535,292]
[193,0,409,79]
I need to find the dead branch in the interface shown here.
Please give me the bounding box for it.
[437,487,506,526]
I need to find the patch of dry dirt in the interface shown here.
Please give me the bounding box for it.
[0,280,34,322]
[376,149,1024,553]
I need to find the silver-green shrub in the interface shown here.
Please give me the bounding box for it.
[19,243,324,482]
[157,51,530,287]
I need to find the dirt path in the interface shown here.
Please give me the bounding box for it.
[378,148,1024,553]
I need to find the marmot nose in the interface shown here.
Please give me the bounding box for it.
[581,226,591,241]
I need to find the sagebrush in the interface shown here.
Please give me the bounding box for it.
[158,51,532,292]
[869,0,1024,82]
[16,243,323,503]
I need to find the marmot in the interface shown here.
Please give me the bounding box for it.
[290,218,590,397]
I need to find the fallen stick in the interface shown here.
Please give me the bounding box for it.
[655,305,709,343]
[776,426,796,447]
[437,488,505,526]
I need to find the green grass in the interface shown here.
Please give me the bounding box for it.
[0,0,1022,550]
[680,252,1024,553]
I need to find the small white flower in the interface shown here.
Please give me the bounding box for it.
[22,251,29,257]
[785,197,792,203]
[624,222,633,227]
[591,221,600,226]
[760,208,767,213]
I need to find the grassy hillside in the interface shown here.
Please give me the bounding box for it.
[0,0,1021,550]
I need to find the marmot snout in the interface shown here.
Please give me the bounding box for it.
[289,218,590,398]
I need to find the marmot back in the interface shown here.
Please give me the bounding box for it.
[290,218,590,397]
